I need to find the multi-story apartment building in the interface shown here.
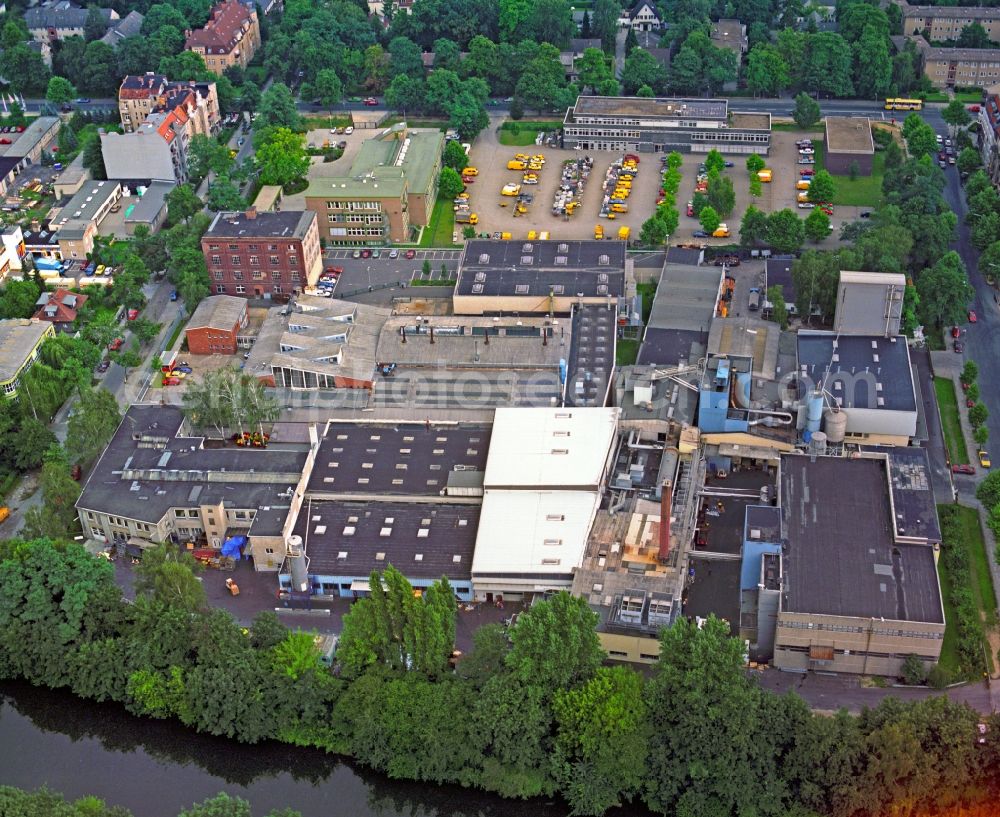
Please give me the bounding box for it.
[304,125,443,245]
[201,208,323,298]
[101,109,190,184]
[184,0,261,74]
[0,319,55,399]
[923,44,1000,88]
[25,1,116,43]
[118,73,220,137]
[899,0,1000,41]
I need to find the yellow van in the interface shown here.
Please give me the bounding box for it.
[539,231,550,240]
[501,232,512,240]
[610,203,628,213]
[713,224,730,238]
[528,230,538,240]
[796,179,811,190]
[462,167,478,176]
[528,162,543,171]
[758,169,772,183]
[507,160,527,170]
[594,224,604,239]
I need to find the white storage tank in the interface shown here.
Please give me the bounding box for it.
[823,409,848,443]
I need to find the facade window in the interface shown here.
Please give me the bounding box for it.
[289,256,297,266]
[269,244,278,251]
[232,270,243,280]
[270,255,280,265]
[248,244,258,251]
[216,284,226,293]
[249,255,259,266]
[235,285,246,294]
[214,271,224,280]
[228,244,238,251]
[273,285,282,294]
[231,255,241,265]
[211,255,221,265]
[252,270,264,280]
[271,270,281,280]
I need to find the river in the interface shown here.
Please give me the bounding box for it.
[0,681,644,817]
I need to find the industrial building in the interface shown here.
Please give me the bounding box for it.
[76,405,311,562]
[453,239,629,315]
[636,261,722,366]
[471,406,620,601]
[796,331,918,445]
[834,271,906,336]
[184,295,249,355]
[562,96,771,155]
[823,118,874,176]
[770,451,944,676]
[0,319,55,398]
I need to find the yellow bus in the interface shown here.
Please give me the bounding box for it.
[884,98,923,111]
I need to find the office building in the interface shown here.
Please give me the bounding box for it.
[0,319,55,397]
[562,96,771,155]
[201,208,322,298]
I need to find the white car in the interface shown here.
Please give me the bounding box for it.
[799,148,815,155]
[344,126,354,135]
[797,202,815,209]
[798,158,815,165]
[389,248,399,258]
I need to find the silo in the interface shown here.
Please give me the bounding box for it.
[823,409,847,443]
[286,534,309,594]
[808,431,827,457]
[806,392,823,434]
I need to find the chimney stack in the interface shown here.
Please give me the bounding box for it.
[245,206,257,220]
[658,479,671,563]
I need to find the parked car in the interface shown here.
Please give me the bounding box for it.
[954,340,965,353]
[686,201,694,217]
[952,325,962,338]
[175,365,193,374]
[389,248,399,258]
[693,230,709,238]
[352,249,361,258]
[97,359,110,373]
[108,337,124,351]
[84,262,96,276]
[344,126,354,134]
[361,248,372,258]
[170,289,178,301]
[969,309,977,323]
[980,450,993,468]
[798,158,815,165]
[364,97,378,106]
[127,309,139,321]
[75,97,91,103]
[969,104,981,113]
[162,376,181,386]
[952,464,976,475]
[325,265,344,275]
[405,249,416,259]
[860,211,872,218]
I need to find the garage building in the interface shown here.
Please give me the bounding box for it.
[823,117,874,176]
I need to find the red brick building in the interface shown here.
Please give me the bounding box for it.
[201,209,322,300]
[185,295,248,355]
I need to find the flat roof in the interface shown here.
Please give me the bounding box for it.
[293,500,478,581]
[308,420,491,495]
[636,327,706,366]
[76,405,310,525]
[471,489,600,580]
[0,319,50,381]
[572,95,728,120]
[746,504,781,543]
[797,330,916,413]
[824,117,874,155]
[862,446,942,544]
[646,263,721,333]
[456,239,626,299]
[684,555,741,633]
[731,112,771,131]
[565,304,615,407]
[780,454,943,623]
[205,209,314,239]
[186,294,246,331]
[55,180,120,226]
[484,407,619,489]
[305,126,442,200]
[125,181,175,222]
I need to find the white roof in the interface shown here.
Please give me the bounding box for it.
[484,407,619,489]
[840,270,906,287]
[471,490,599,578]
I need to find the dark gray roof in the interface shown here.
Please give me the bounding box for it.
[77,405,310,525]
[205,209,314,239]
[307,421,491,495]
[25,3,112,30]
[456,240,626,298]
[862,446,942,544]
[293,500,478,580]
[685,556,741,633]
[565,304,615,407]
[666,246,702,266]
[780,454,943,623]
[745,505,781,544]
[765,257,794,301]
[797,331,916,412]
[637,327,706,366]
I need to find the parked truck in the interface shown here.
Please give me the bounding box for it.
[454,210,478,224]
[617,226,630,241]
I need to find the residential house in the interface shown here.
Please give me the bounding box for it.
[32,288,87,331]
[619,1,662,31]
[184,0,261,74]
[99,10,144,47]
[25,1,116,43]
[118,73,220,137]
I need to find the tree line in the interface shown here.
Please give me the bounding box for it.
[0,787,300,817]
[2,539,1000,817]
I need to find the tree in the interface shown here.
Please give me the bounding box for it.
[639,216,669,247]
[0,45,50,95]
[187,134,232,184]
[182,366,278,439]
[804,207,831,243]
[134,545,207,612]
[958,147,982,175]
[82,135,107,181]
[388,36,425,78]
[505,592,603,694]
[239,81,261,115]
[704,149,725,175]
[699,205,721,234]
[22,452,82,540]
[0,279,43,319]
[970,403,989,428]
[553,666,648,815]
[84,5,108,40]
[66,388,121,466]
[740,206,769,246]
[257,83,301,129]
[958,22,992,49]
[942,99,972,130]
[975,425,989,447]
[256,128,310,189]
[636,84,654,97]
[130,317,162,344]
[852,24,891,99]
[438,167,465,200]
[749,177,763,198]
[976,470,1000,508]
[766,285,789,329]
[442,140,468,172]
[766,208,805,253]
[313,69,343,119]
[707,173,735,217]
[385,74,427,113]
[746,154,765,175]
[530,0,575,49]
[8,418,57,472]
[885,139,903,171]
[961,359,979,386]
[206,176,246,212]
[792,92,821,129]
[906,122,940,158]
[45,75,76,105]
[591,0,622,52]
[917,251,973,327]
[621,48,666,95]
[746,44,790,97]
[576,48,615,94]
[807,169,836,203]
[178,793,253,817]
[166,185,203,225]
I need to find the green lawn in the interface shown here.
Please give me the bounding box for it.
[498,121,563,146]
[418,197,457,248]
[809,142,885,207]
[637,281,657,324]
[303,115,353,131]
[937,504,998,677]
[411,278,457,287]
[935,376,970,465]
[616,339,639,366]
[165,319,185,352]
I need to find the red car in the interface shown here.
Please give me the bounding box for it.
[969,309,977,323]
[462,176,475,183]
[108,337,124,351]
[325,265,344,275]
[686,201,694,217]
[127,308,139,321]
[361,249,372,258]
[969,105,981,113]
[162,376,181,386]
[405,249,416,259]
[952,326,961,338]
[799,169,814,177]
[363,97,378,106]
[952,464,976,475]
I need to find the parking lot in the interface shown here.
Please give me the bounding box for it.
[320,249,463,296]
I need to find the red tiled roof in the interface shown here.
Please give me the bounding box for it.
[33,289,88,325]
[185,0,254,55]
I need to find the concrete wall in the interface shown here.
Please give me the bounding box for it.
[598,630,662,664]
